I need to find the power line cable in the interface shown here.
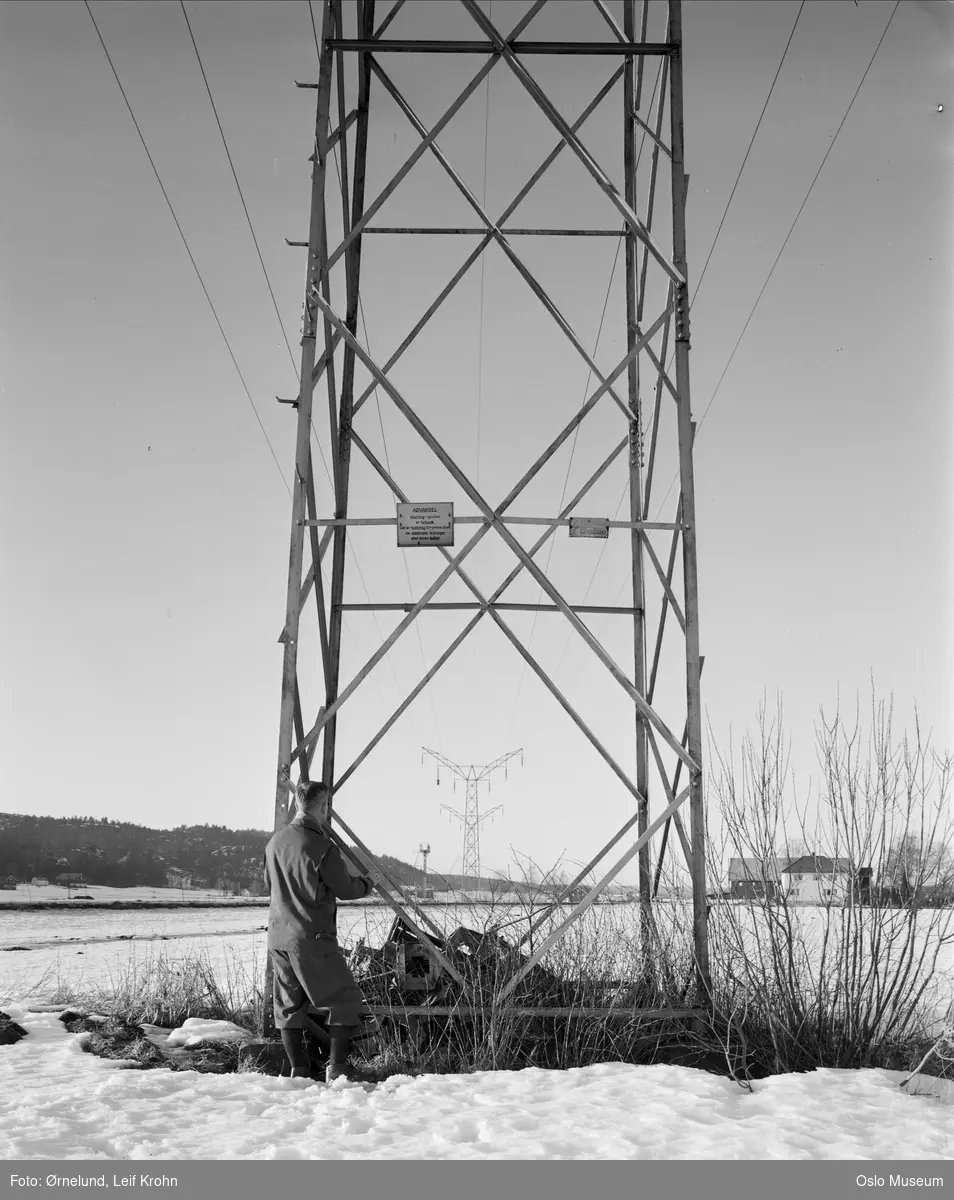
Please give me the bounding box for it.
[545,0,799,681]
[179,0,380,703]
[694,0,899,439]
[180,0,338,507]
[89,0,371,745]
[652,0,899,519]
[690,0,805,310]
[583,1,903,692]
[547,4,805,682]
[84,0,290,495]
[645,0,804,518]
[179,1,300,376]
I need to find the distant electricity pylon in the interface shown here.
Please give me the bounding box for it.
[423,748,523,884]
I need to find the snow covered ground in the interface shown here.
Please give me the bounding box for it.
[0,904,400,1005]
[4,901,953,1034]
[0,1004,951,1160]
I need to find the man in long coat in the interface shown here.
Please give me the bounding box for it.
[264,780,375,1081]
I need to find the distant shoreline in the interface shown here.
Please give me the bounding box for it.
[0,897,637,913]
[0,899,271,912]
[0,898,499,912]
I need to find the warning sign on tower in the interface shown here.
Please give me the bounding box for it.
[396,502,454,547]
[569,517,610,539]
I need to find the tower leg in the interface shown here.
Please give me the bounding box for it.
[668,0,709,997]
[265,0,337,1038]
[624,0,652,961]
[321,0,376,800]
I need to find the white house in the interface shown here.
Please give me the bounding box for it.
[781,856,868,904]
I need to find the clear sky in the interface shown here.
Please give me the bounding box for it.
[1,0,951,884]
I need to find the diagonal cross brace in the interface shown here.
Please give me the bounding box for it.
[343,64,627,425]
[294,299,686,768]
[323,0,547,276]
[462,0,685,287]
[293,523,492,763]
[368,59,636,424]
[351,57,678,435]
[293,305,668,764]
[496,782,693,1002]
[310,289,697,773]
[347,427,649,809]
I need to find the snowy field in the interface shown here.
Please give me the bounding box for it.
[0,1004,952,1160]
[2,900,953,1165]
[0,899,523,1003]
[4,898,953,1030]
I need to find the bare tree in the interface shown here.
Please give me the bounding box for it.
[884,833,953,901]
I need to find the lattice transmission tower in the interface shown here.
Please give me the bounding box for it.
[423,748,523,883]
[272,0,710,1003]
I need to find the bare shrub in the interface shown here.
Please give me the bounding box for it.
[46,947,265,1036]
[702,692,954,1076]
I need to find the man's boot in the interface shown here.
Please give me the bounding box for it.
[280,1028,314,1079]
[325,1025,353,1082]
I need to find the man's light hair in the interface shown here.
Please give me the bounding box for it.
[294,780,330,821]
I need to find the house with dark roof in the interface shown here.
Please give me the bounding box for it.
[781,855,872,905]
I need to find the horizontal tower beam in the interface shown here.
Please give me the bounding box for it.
[338,603,641,614]
[325,39,676,55]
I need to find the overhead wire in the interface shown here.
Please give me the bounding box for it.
[90,0,386,736]
[178,0,337,501]
[569,0,813,665]
[648,0,806,518]
[581,0,902,688]
[650,0,897,520]
[547,0,807,685]
[690,0,899,441]
[690,1,806,318]
[84,0,290,496]
[175,0,380,710]
[179,0,299,375]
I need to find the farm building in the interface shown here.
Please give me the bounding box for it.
[727,857,790,901]
[30,877,49,887]
[1,876,18,890]
[781,856,872,904]
[55,873,88,886]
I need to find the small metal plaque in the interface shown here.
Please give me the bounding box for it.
[397,502,454,547]
[569,517,610,540]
